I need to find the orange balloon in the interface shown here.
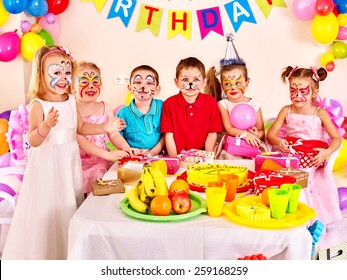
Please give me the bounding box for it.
[0,118,9,134]
[31,23,42,33]
[0,134,9,156]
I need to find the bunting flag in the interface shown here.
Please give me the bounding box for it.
[168,10,192,40]
[224,0,257,33]
[196,6,224,40]
[107,0,138,27]
[80,0,107,13]
[136,4,163,37]
[255,0,287,19]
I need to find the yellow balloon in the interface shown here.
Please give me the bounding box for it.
[0,0,9,27]
[337,14,347,27]
[312,13,339,45]
[333,139,347,173]
[21,32,45,61]
[320,52,335,67]
[125,92,133,105]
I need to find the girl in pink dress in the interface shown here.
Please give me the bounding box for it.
[76,62,139,195]
[267,66,342,227]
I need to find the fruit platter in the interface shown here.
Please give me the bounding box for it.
[223,196,316,229]
[120,162,207,222]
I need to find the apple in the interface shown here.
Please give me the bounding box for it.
[171,193,192,214]
[168,189,187,200]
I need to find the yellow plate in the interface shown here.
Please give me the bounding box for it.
[223,196,316,229]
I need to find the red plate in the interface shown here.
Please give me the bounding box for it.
[177,170,255,193]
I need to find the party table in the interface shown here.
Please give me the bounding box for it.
[67,160,313,260]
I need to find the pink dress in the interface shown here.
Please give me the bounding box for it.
[80,102,113,194]
[286,106,342,225]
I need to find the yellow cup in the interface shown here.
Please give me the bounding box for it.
[205,187,226,217]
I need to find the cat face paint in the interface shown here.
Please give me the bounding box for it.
[178,73,203,91]
[290,84,310,102]
[47,60,72,89]
[78,71,101,97]
[131,74,157,99]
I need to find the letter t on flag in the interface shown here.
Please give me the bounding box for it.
[136,4,163,37]
[255,0,287,19]
[107,0,138,27]
[197,7,224,40]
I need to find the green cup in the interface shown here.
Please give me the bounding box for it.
[268,189,290,219]
[280,184,302,214]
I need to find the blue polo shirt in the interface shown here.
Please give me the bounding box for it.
[116,99,163,149]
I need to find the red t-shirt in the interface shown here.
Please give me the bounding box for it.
[161,92,223,154]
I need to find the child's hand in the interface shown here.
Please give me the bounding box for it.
[104,117,126,133]
[248,126,258,136]
[115,117,126,131]
[123,147,141,157]
[105,150,129,161]
[278,139,290,153]
[311,148,329,167]
[45,107,59,128]
[245,132,262,147]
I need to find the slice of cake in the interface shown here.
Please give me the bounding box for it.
[186,164,248,187]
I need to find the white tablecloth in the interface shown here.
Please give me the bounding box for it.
[67,160,313,260]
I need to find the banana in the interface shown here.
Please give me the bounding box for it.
[139,180,151,205]
[125,183,149,214]
[148,165,168,196]
[142,164,157,197]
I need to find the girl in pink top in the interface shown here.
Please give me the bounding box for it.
[267,66,342,227]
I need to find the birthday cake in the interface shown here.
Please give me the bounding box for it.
[186,164,248,187]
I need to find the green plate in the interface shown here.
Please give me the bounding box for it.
[120,192,207,222]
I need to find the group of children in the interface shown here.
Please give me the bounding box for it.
[1,43,343,260]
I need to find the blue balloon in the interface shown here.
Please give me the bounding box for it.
[337,3,347,13]
[26,0,48,17]
[3,0,28,14]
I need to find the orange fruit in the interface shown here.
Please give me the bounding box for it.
[150,195,172,216]
[169,179,190,195]
[261,187,271,207]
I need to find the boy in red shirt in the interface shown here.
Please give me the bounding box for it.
[161,57,223,156]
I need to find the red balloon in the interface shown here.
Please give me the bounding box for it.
[315,0,335,16]
[47,0,69,15]
[325,61,335,72]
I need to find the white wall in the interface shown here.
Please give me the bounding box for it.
[1,0,346,120]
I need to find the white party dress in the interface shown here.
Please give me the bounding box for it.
[2,96,84,260]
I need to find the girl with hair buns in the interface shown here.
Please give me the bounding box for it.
[267,66,342,228]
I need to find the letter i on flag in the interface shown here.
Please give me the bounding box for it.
[136,4,163,37]
[107,0,138,27]
[168,10,192,40]
[255,0,287,19]
[197,7,224,40]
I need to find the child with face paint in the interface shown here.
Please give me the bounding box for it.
[267,66,342,228]
[206,63,265,156]
[2,46,124,260]
[75,61,135,195]
[115,65,164,156]
[161,57,223,156]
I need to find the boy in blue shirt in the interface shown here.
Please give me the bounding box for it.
[115,65,164,156]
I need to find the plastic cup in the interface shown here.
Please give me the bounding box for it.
[280,184,302,213]
[268,189,290,219]
[224,175,239,202]
[205,187,226,217]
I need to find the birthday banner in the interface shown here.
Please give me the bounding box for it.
[83,0,287,40]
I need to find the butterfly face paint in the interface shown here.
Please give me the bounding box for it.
[290,84,310,102]
[78,71,101,97]
[47,60,72,90]
[223,74,246,94]
[131,74,157,99]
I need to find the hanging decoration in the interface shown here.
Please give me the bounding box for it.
[81,0,107,13]
[256,0,287,19]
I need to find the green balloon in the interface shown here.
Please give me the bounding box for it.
[38,29,54,46]
[332,41,347,59]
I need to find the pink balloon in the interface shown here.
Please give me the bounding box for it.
[230,103,257,130]
[338,187,347,211]
[292,0,317,21]
[337,26,347,40]
[38,16,60,41]
[0,30,21,62]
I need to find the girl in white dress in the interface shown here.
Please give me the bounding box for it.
[2,46,125,260]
